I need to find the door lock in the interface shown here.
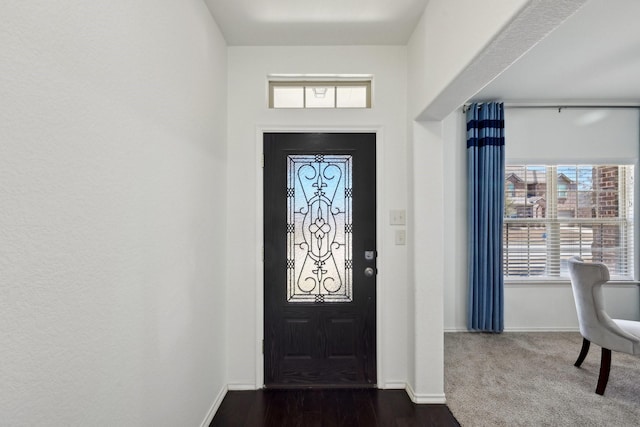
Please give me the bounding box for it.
[364,267,376,277]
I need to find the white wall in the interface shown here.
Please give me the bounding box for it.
[507,108,640,163]
[1,1,228,425]
[444,108,640,331]
[409,121,446,402]
[226,46,408,389]
[407,0,528,119]
[406,0,528,403]
[442,111,469,333]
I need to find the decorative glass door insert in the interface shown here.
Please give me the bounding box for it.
[287,154,352,303]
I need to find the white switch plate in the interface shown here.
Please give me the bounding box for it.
[390,209,406,225]
[395,229,406,245]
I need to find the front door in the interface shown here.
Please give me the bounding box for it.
[263,132,377,387]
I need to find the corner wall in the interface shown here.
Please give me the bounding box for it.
[1,1,228,425]
[407,0,529,120]
[406,0,532,402]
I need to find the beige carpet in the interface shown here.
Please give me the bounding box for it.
[444,332,640,426]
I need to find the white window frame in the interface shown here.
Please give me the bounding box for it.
[503,164,635,282]
[268,79,372,109]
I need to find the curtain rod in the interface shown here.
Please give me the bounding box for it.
[463,103,640,113]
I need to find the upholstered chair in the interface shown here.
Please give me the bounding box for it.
[567,256,640,395]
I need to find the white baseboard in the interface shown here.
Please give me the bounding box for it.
[444,327,469,332]
[405,382,446,404]
[503,327,579,332]
[382,382,407,389]
[445,327,580,333]
[227,383,259,391]
[200,384,228,427]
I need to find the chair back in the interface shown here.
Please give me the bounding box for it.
[568,257,609,340]
[568,256,636,353]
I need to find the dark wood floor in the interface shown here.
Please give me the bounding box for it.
[210,389,460,427]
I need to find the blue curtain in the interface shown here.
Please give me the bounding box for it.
[467,102,505,332]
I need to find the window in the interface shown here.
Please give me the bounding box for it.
[269,80,371,109]
[558,182,568,199]
[503,165,634,280]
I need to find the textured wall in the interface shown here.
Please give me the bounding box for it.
[0,1,227,425]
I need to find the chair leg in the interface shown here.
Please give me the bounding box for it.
[574,338,590,367]
[595,348,612,395]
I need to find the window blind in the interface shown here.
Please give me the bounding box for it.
[503,165,634,280]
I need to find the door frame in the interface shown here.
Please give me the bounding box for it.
[255,125,385,389]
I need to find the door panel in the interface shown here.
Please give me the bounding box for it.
[264,132,376,387]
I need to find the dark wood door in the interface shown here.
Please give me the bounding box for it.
[264,133,376,388]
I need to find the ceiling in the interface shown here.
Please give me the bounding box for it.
[205,0,640,104]
[204,0,429,46]
[472,0,640,104]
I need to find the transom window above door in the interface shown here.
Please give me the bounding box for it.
[268,76,372,109]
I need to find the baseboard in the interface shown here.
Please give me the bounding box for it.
[445,327,580,333]
[405,382,446,404]
[382,382,407,390]
[503,327,579,332]
[227,383,259,391]
[200,384,228,427]
[444,327,469,332]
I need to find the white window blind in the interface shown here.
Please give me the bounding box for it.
[503,165,634,280]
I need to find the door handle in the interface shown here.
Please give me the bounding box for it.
[364,267,376,277]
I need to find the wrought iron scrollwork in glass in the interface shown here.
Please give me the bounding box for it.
[287,154,353,303]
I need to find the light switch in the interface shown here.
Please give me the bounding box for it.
[395,229,406,245]
[390,209,406,225]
